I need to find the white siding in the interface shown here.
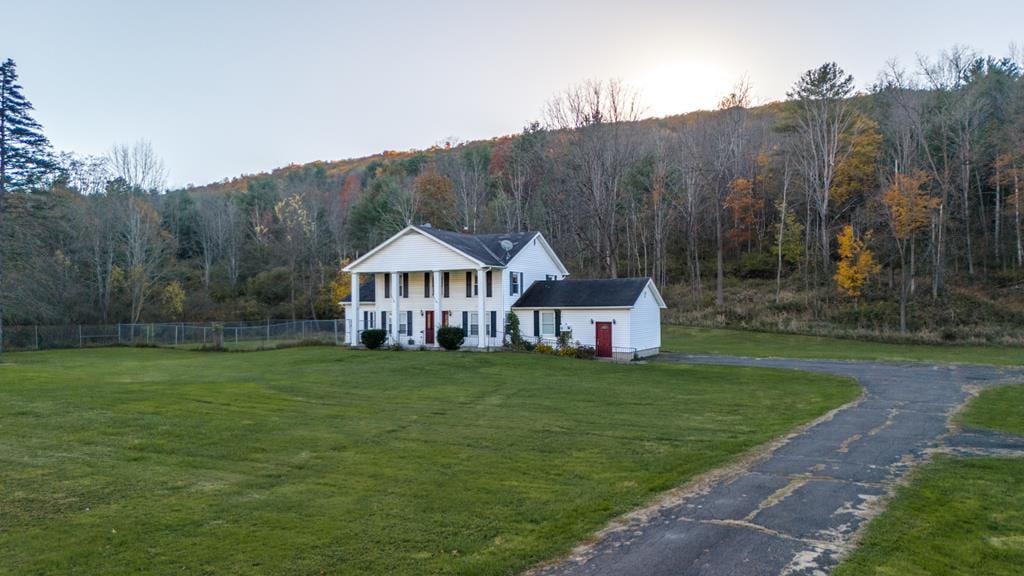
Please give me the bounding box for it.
[349,271,506,348]
[348,230,480,273]
[629,284,662,353]
[503,236,565,311]
[514,307,631,348]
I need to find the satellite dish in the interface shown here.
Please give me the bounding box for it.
[499,239,515,252]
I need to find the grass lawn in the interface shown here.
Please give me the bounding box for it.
[959,384,1024,436]
[836,384,1024,576]
[0,347,857,575]
[662,325,1024,366]
[833,457,1024,576]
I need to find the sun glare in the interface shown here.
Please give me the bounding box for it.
[634,59,735,117]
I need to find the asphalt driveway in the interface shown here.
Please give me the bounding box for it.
[532,355,1024,576]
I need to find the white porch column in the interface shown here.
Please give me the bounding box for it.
[350,272,360,347]
[391,272,401,346]
[477,268,487,349]
[432,270,442,348]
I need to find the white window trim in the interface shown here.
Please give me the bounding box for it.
[399,314,408,335]
[470,312,480,336]
[510,271,520,295]
[541,311,555,337]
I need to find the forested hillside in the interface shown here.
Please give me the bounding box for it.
[3,47,1024,343]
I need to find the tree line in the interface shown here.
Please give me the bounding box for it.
[2,46,1024,341]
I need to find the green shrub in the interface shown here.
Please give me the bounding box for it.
[505,312,523,347]
[437,326,465,350]
[558,345,577,357]
[361,329,388,349]
[574,345,597,360]
[556,331,572,350]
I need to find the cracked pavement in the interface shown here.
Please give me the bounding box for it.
[531,355,1024,576]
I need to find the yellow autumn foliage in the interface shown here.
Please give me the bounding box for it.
[833,225,880,298]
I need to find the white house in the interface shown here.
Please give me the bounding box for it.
[511,277,666,359]
[341,225,666,358]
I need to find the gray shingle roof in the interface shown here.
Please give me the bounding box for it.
[340,279,375,303]
[414,225,537,266]
[511,278,652,308]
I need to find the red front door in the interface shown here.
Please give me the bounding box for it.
[442,311,450,327]
[596,322,612,358]
[425,311,435,344]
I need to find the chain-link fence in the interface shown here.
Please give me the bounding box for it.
[1,320,345,352]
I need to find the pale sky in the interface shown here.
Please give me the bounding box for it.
[5,0,1023,187]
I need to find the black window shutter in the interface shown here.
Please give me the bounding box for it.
[554,310,561,335]
[407,311,413,336]
[519,273,524,292]
[381,311,387,329]
[424,273,430,297]
[486,270,492,297]
[490,311,496,338]
[509,272,514,295]
[402,273,409,298]
[384,274,391,298]
[466,271,472,297]
[443,272,449,298]
[363,311,368,328]
[462,311,469,330]
[533,310,540,337]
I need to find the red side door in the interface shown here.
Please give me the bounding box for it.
[425,311,435,344]
[595,322,612,358]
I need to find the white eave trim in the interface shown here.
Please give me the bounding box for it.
[642,279,668,308]
[343,225,488,272]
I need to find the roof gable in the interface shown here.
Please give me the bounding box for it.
[415,226,537,267]
[344,225,543,272]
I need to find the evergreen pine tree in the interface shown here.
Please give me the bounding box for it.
[0,58,53,192]
[0,58,53,356]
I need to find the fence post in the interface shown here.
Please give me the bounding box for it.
[333,320,339,345]
[79,325,83,348]
[235,327,239,345]
[266,319,270,344]
[34,325,40,350]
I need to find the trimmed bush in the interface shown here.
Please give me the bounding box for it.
[361,329,388,350]
[574,345,597,360]
[437,326,466,350]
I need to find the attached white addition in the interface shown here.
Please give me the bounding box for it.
[340,224,666,358]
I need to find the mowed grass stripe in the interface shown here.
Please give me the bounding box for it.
[0,347,857,575]
[662,325,1024,366]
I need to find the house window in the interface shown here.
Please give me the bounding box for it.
[541,311,555,336]
[398,272,409,298]
[470,312,479,336]
[400,312,408,335]
[384,273,391,298]
[424,272,432,298]
[473,274,479,296]
[546,274,558,281]
[510,271,520,295]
